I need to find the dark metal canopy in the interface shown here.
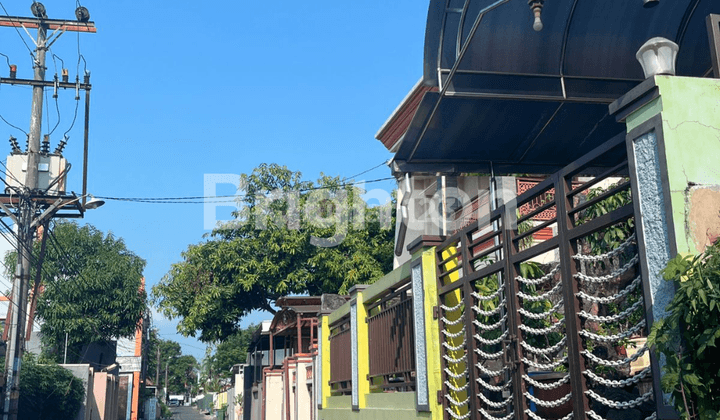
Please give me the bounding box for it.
[393,0,720,175]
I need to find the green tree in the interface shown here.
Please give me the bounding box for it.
[209,324,256,379]
[153,164,394,342]
[146,332,182,387]
[167,355,198,395]
[18,354,85,420]
[5,221,147,362]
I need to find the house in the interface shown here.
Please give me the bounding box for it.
[318,2,720,420]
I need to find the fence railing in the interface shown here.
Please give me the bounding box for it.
[435,133,657,420]
[328,316,352,395]
[366,279,416,392]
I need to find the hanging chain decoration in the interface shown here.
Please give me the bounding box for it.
[473,299,505,316]
[579,319,646,343]
[519,299,564,320]
[524,390,573,408]
[445,407,472,420]
[572,233,636,262]
[576,275,641,304]
[474,330,508,346]
[574,255,639,283]
[442,337,467,352]
[584,365,652,388]
[479,407,515,420]
[476,375,512,392]
[527,409,574,420]
[442,326,466,339]
[522,373,571,391]
[518,281,563,301]
[474,346,504,360]
[585,389,653,410]
[520,336,567,356]
[578,298,644,323]
[477,391,513,409]
[516,264,561,285]
[582,344,649,367]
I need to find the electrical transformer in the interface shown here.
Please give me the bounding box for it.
[4,154,68,195]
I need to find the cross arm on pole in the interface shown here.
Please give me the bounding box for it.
[0,16,96,33]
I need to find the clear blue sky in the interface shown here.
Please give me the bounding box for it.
[0,1,428,361]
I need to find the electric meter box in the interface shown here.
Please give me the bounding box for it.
[5,154,68,195]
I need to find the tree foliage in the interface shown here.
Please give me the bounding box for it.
[144,330,197,395]
[5,221,147,362]
[648,240,720,419]
[18,354,85,420]
[153,164,394,342]
[209,324,256,380]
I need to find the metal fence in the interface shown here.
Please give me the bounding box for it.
[436,134,657,420]
[328,316,352,395]
[366,279,416,392]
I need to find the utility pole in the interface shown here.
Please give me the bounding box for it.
[0,5,96,420]
[156,347,160,397]
[165,359,169,402]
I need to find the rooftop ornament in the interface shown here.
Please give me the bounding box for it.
[635,37,679,78]
[529,0,544,31]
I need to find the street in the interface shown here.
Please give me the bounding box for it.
[169,406,212,420]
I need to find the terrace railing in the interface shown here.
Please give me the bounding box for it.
[366,279,416,392]
[328,316,352,395]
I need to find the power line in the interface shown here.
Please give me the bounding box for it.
[0,113,27,136]
[0,52,10,68]
[340,160,389,183]
[95,177,396,204]
[0,2,36,61]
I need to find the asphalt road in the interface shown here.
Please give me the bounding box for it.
[169,406,212,420]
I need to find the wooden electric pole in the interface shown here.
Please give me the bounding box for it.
[0,5,96,419]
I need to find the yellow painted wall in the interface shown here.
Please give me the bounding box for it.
[422,248,444,420]
[321,315,332,408]
[438,246,468,420]
[355,294,370,409]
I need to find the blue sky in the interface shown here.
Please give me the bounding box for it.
[0,1,427,361]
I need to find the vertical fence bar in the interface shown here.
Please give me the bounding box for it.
[459,231,479,420]
[503,204,527,418]
[556,173,590,419]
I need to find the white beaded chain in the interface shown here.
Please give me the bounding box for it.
[585,389,653,410]
[479,407,515,420]
[516,264,561,285]
[582,344,649,367]
[579,320,645,343]
[527,409,574,420]
[572,233,636,262]
[518,281,563,302]
[584,365,651,388]
[476,376,511,392]
[522,373,570,390]
[524,390,572,408]
[574,255,639,283]
[577,275,641,304]
[578,299,644,323]
[520,336,567,356]
[519,299,564,320]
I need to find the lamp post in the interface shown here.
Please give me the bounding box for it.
[164,355,177,403]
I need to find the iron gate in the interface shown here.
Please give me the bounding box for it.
[437,134,657,420]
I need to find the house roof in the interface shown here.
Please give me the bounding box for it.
[391,0,720,175]
[375,80,437,152]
